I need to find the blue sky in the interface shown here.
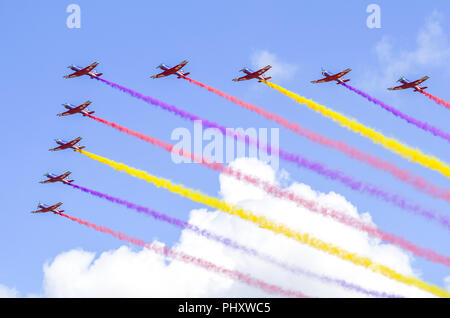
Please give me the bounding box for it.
[0,0,449,296]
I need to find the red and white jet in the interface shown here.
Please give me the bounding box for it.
[232,65,272,82]
[58,101,95,117]
[64,62,103,79]
[151,60,190,79]
[311,68,352,85]
[31,202,64,214]
[40,171,74,184]
[387,76,430,92]
[49,137,85,151]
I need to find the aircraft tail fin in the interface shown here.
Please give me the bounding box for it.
[81,111,94,117]
[258,77,271,82]
[184,72,190,77]
[96,73,103,77]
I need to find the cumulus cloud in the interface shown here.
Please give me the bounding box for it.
[250,50,298,81]
[43,247,238,297]
[41,158,435,298]
[362,11,450,91]
[0,284,19,298]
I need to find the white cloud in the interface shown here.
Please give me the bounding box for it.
[43,247,237,297]
[362,11,450,91]
[250,50,298,81]
[41,158,438,298]
[0,284,19,298]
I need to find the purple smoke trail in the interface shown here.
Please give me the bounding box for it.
[67,182,402,298]
[342,83,450,143]
[93,77,450,230]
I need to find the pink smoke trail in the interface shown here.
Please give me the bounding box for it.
[342,83,450,142]
[83,114,450,266]
[91,79,450,230]
[419,91,450,110]
[58,212,309,297]
[182,76,450,202]
[66,183,401,297]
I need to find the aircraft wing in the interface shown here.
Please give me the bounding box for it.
[232,74,253,82]
[311,77,333,84]
[31,209,46,213]
[151,71,170,79]
[254,65,272,76]
[411,76,430,86]
[63,72,83,79]
[60,171,72,179]
[334,68,352,78]
[49,202,63,210]
[82,62,99,74]
[78,101,91,110]
[49,145,66,151]
[387,84,409,91]
[57,110,73,117]
[170,60,188,73]
[68,137,82,146]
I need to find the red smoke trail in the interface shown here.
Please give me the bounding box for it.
[85,114,450,267]
[58,212,309,298]
[420,91,450,110]
[181,77,450,202]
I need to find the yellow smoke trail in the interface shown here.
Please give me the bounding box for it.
[76,149,449,297]
[263,80,450,178]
